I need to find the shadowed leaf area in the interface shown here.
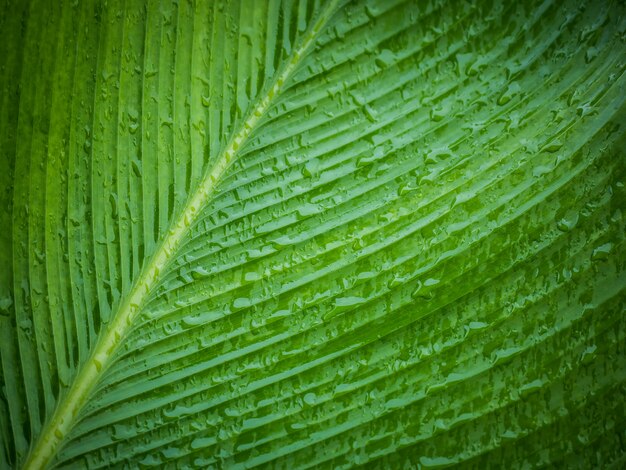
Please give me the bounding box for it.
[1,0,625,468]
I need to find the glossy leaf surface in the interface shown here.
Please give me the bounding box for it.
[1,0,625,468]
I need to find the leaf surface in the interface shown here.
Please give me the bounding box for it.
[1,0,625,468]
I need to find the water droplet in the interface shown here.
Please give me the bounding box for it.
[375,49,395,68]
[580,344,597,363]
[591,243,612,261]
[430,106,447,122]
[244,271,260,282]
[557,212,579,232]
[303,392,317,405]
[468,321,488,330]
[191,267,210,280]
[301,158,320,178]
[233,297,251,309]
[191,436,215,450]
[497,82,521,106]
[131,159,142,177]
[543,140,563,153]
[297,203,321,218]
[585,46,599,63]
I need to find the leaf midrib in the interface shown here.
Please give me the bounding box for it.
[21,2,340,468]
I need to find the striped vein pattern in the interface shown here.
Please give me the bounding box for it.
[0,0,625,468]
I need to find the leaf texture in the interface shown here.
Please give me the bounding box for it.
[1,0,625,468]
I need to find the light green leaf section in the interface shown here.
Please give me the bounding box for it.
[1,0,625,468]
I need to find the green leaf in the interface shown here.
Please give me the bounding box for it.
[1,0,625,468]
